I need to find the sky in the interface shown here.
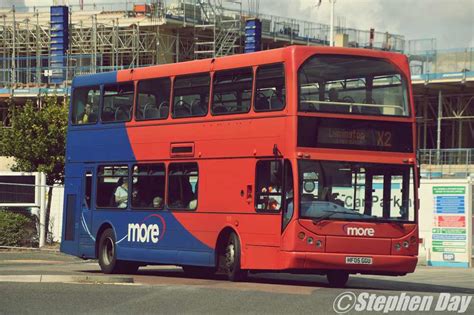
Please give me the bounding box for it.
[1,0,473,49]
[258,0,474,49]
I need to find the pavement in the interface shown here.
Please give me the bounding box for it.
[0,248,473,294]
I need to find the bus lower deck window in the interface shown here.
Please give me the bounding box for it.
[168,163,199,210]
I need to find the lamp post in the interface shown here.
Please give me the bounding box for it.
[329,0,336,47]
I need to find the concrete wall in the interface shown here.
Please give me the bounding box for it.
[49,185,64,243]
[434,51,473,73]
[0,157,14,171]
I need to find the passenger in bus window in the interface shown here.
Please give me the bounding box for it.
[132,187,149,208]
[78,103,94,124]
[328,88,339,103]
[260,185,281,211]
[152,196,163,209]
[268,198,280,210]
[114,177,128,208]
[188,199,197,210]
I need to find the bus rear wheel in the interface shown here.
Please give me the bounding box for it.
[224,232,247,282]
[326,270,349,288]
[98,228,139,274]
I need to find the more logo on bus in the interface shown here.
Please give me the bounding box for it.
[127,214,166,243]
[344,226,375,237]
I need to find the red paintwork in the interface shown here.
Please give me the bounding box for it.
[117,46,418,273]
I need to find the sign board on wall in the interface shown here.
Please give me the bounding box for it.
[0,172,41,207]
[419,179,473,268]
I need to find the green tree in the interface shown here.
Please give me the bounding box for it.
[0,95,68,244]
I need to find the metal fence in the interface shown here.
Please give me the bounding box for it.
[418,149,474,178]
[408,47,474,77]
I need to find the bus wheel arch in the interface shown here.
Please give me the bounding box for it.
[95,223,113,259]
[96,226,139,274]
[215,227,247,282]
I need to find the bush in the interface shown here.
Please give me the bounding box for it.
[0,210,38,247]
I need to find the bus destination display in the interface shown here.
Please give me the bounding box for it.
[297,117,413,152]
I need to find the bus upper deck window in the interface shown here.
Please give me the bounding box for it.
[212,67,253,115]
[298,55,410,117]
[136,78,171,121]
[172,74,210,119]
[101,83,134,123]
[255,63,286,112]
[72,86,100,125]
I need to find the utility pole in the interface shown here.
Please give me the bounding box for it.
[329,0,335,47]
[316,0,336,47]
[12,5,16,85]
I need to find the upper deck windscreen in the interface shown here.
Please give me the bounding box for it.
[298,55,410,117]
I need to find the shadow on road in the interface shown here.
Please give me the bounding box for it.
[79,267,474,294]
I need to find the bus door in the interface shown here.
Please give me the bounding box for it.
[281,160,294,231]
[250,159,293,268]
[79,168,95,257]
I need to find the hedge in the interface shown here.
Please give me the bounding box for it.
[0,210,37,247]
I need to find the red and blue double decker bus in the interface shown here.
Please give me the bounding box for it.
[61,46,419,287]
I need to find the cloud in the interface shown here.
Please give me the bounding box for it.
[0,0,26,7]
[5,0,473,49]
[259,0,474,49]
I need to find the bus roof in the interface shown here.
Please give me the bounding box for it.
[71,46,409,88]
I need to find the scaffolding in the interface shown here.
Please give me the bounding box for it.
[0,0,408,90]
[0,1,473,163]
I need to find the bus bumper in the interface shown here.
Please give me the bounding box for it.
[279,252,417,275]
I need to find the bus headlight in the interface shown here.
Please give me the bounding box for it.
[394,243,401,251]
[403,241,409,248]
[307,237,314,245]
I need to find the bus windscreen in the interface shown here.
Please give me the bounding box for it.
[298,55,410,117]
[299,160,415,223]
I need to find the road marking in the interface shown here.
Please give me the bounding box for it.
[0,260,66,264]
[0,274,133,284]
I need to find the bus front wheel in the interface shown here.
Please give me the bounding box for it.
[326,270,349,288]
[224,232,247,282]
[98,228,139,274]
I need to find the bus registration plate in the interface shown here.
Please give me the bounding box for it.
[345,256,373,265]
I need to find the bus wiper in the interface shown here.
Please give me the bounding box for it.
[312,210,364,224]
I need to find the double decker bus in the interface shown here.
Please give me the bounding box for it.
[61,46,418,287]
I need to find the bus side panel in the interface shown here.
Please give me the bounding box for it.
[67,126,137,164]
[60,176,81,257]
[173,158,283,269]
[91,211,215,266]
